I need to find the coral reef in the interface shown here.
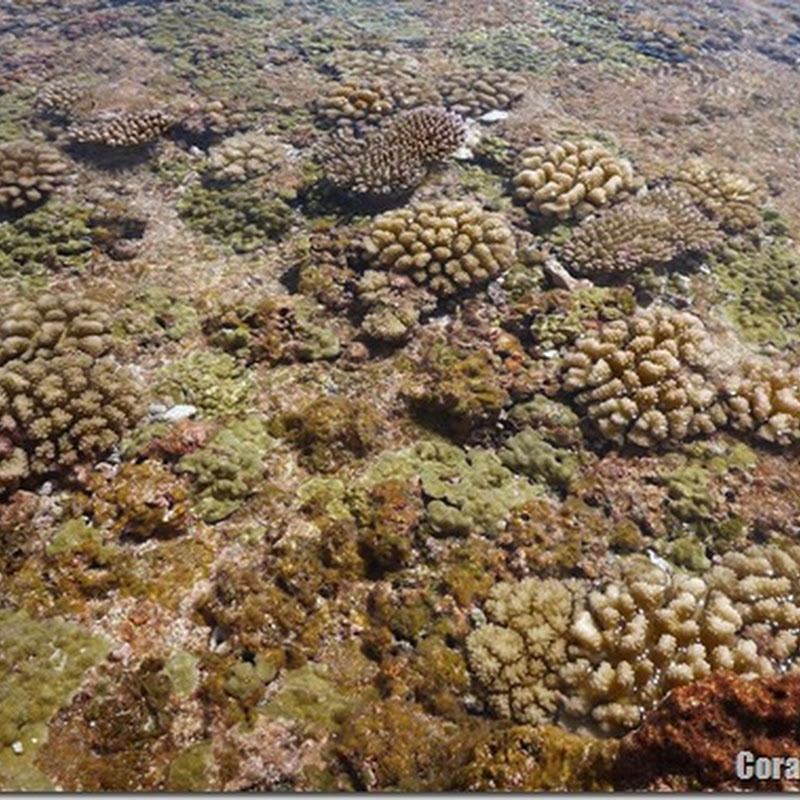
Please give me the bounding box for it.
[0,294,142,494]
[0,140,71,216]
[361,200,516,297]
[320,106,465,198]
[513,139,642,221]
[614,671,800,791]
[560,186,723,277]
[439,67,528,118]
[560,308,725,447]
[68,109,175,148]
[468,543,800,736]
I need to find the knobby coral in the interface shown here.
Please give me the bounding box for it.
[0,294,142,493]
[468,544,800,737]
[0,139,72,215]
[361,200,516,297]
[560,308,725,447]
[513,139,641,220]
[560,186,723,277]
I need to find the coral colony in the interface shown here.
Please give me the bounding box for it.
[2,0,800,791]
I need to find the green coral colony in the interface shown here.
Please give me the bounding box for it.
[2,0,800,792]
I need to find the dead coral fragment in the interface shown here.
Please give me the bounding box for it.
[0,139,71,215]
[0,294,141,493]
[362,200,515,297]
[561,187,723,276]
[321,106,466,198]
[69,109,175,147]
[513,139,641,220]
[560,308,724,447]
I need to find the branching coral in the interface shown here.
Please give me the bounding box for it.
[0,140,71,215]
[513,139,641,220]
[468,544,800,737]
[560,187,723,277]
[320,106,465,198]
[0,294,142,493]
[361,200,516,297]
[560,308,725,447]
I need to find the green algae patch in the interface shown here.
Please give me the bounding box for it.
[365,439,543,538]
[500,427,581,491]
[0,203,94,278]
[0,609,110,790]
[154,350,254,418]
[178,183,294,253]
[163,651,200,698]
[710,237,800,352]
[166,740,213,792]
[177,416,275,522]
[261,662,357,731]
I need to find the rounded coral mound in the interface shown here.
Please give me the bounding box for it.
[560,308,725,447]
[439,67,528,118]
[204,132,291,185]
[321,106,466,198]
[362,199,516,297]
[721,357,800,444]
[0,294,142,493]
[0,140,71,216]
[560,186,723,276]
[69,109,175,147]
[513,139,641,220]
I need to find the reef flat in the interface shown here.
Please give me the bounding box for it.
[2,0,800,791]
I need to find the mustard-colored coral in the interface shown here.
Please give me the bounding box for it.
[439,67,527,118]
[673,158,763,233]
[560,308,725,447]
[513,139,642,220]
[362,200,516,297]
